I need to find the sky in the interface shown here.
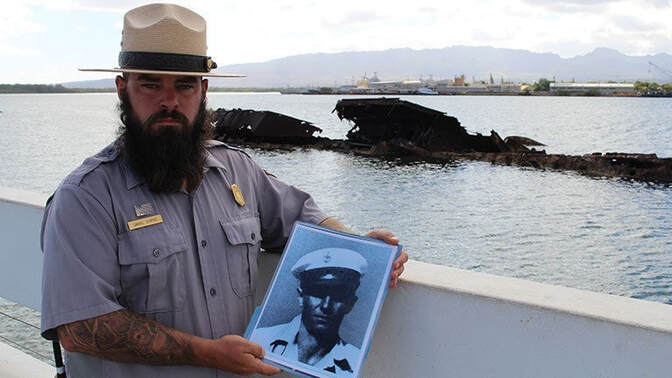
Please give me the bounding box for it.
[1,0,671,84]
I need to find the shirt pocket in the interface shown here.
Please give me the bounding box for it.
[220,216,263,298]
[118,225,187,314]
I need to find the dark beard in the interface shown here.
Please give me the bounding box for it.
[117,91,212,193]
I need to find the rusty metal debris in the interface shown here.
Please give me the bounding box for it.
[213,108,322,144]
[211,99,671,183]
[333,98,544,153]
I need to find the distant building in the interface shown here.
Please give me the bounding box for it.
[355,78,369,89]
[437,84,489,94]
[436,83,520,94]
[337,85,357,93]
[348,73,521,95]
[485,83,521,93]
[550,83,635,95]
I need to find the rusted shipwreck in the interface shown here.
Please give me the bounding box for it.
[213,108,323,145]
[212,98,540,153]
[211,98,672,183]
[333,98,543,154]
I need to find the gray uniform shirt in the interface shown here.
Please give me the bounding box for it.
[40,140,328,377]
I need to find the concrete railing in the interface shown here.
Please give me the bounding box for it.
[0,187,45,311]
[2,188,672,377]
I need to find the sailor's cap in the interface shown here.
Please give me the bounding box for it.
[291,248,368,282]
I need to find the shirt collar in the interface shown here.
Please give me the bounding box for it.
[271,315,353,370]
[203,144,226,171]
[124,161,144,190]
[279,315,303,343]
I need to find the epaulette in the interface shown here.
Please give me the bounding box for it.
[63,142,120,186]
[206,139,252,158]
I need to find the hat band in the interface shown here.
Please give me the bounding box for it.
[118,51,217,73]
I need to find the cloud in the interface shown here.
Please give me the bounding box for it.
[0,3,45,57]
[643,0,671,7]
[321,10,385,28]
[522,0,620,6]
[612,15,663,32]
[471,28,514,43]
[0,43,40,57]
[522,0,670,12]
[418,6,439,13]
[62,0,142,12]
[521,0,612,13]
[0,4,44,36]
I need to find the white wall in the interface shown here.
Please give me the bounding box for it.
[361,261,672,377]
[0,188,45,311]
[3,188,672,377]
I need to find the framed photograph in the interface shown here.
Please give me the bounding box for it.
[245,221,401,377]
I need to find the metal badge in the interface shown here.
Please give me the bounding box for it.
[231,184,245,207]
[127,214,163,231]
[134,203,154,217]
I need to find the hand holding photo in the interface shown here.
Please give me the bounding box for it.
[246,222,401,377]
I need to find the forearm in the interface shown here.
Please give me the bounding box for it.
[57,309,208,367]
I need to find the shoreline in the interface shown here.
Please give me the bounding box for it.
[1,89,670,98]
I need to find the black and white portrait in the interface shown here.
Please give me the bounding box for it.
[248,222,400,377]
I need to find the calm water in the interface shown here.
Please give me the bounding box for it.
[1,93,671,307]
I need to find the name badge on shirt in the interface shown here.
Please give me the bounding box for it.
[127,214,164,231]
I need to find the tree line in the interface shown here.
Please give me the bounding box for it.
[0,84,113,94]
[633,81,672,96]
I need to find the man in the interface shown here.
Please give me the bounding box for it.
[40,3,407,377]
[254,248,368,376]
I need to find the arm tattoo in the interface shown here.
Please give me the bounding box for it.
[58,310,197,365]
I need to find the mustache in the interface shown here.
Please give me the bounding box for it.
[144,109,190,127]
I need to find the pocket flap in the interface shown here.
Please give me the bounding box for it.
[118,226,186,265]
[220,216,262,245]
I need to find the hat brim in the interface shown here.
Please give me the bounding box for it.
[79,68,245,78]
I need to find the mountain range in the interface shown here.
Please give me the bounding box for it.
[63,46,672,88]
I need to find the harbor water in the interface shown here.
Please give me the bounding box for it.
[1,93,671,307]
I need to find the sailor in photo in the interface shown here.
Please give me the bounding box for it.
[255,248,367,375]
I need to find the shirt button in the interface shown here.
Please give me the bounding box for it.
[201,240,207,248]
[210,288,217,296]
[152,248,161,257]
[250,232,255,240]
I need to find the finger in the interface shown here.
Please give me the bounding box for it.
[392,255,406,270]
[389,277,398,289]
[256,359,283,376]
[393,250,409,269]
[392,265,405,280]
[366,230,399,245]
[244,340,265,358]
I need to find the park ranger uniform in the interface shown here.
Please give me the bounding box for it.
[40,139,328,377]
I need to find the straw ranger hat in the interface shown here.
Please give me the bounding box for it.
[80,3,243,77]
